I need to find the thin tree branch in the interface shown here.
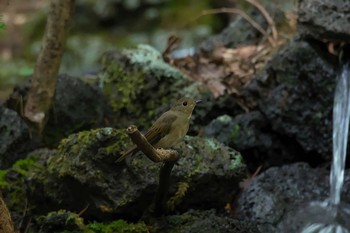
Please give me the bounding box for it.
[184,8,275,46]
[246,0,278,42]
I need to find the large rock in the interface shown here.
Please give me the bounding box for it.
[238,162,350,232]
[30,128,246,220]
[246,39,337,162]
[204,112,301,169]
[99,44,194,129]
[237,163,331,233]
[6,74,110,146]
[298,0,350,41]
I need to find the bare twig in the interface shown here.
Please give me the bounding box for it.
[126,125,180,215]
[126,125,179,162]
[184,7,275,46]
[24,0,74,133]
[154,161,176,215]
[246,0,278,43]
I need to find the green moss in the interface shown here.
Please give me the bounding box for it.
[102,62,145,114]
[230,124,240,141]
[87,220,149,233]
[100,45,186,119]
[229,150,243,170]
[12,158,41,176]
[0,170,9,189]
[38,210,86,233]
[57,127,125,156]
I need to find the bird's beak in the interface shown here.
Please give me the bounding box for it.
[196,99,202,104]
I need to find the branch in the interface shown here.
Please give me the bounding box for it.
[24,0,75,133]
[126,125,180,215]
[126,125,180,162]
[184,8,275,46]
[246,0,278,43]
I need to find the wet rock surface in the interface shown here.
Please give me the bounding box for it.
[238,162,350,233]
[28,128,246,221]
[298,0,350,40]
[237,163,332,233]
[253,39,336,161]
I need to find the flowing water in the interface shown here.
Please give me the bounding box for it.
[300,63,350,233]
[330,63,350,206]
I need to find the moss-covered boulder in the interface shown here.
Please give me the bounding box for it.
[37,210,86,233]
[30,127,246,221]
[0,148,53,229]
[99,44,195,129]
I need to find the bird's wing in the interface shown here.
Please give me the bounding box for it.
[144,112,177,145]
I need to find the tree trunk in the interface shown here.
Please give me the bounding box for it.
[24,0,75,133]
[0,191,16,233]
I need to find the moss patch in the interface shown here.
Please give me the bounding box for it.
[87,220,149,233]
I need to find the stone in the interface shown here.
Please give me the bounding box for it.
[298,0,350,41]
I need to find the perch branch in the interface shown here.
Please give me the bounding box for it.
[126,125,180,215]
[246,0,278,43]
[126,125,180,162]
[184,8,275,46]
[154,161,176,216]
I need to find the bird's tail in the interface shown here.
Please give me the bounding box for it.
[116,145,138,162]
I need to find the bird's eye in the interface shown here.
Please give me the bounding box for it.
[183,101,188,106]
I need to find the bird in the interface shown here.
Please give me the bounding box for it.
[117,97,200,162]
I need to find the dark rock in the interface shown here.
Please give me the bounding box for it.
[238,162,350,232]
[247,39,337,163]
[237,162,331,233]
[0,105,39,168]
[30,128,246,221]
[6,74,110,146]
[204,112,304,169]
[155,209,261,233]
[44,74,109,145]
[298,0,350,41]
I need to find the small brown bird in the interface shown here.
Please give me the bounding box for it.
[117,97,200,162]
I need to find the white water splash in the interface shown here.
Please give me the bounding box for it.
[331,63,350,205]
[300,64,350,233]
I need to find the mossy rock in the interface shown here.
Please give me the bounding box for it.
[30,127,246,221]
[37,210,86,233]
[0,149,53,227]
[99,44,194,129]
